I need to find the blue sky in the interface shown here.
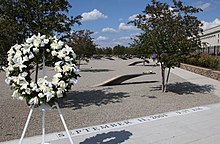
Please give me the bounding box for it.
[69,0,220,48]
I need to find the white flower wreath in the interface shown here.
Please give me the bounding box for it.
[4,33,79,106]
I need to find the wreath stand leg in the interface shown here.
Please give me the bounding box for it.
[19,105,34,144]
[55,102,74,144]
[18,103,74,144]
[42,109,46,144]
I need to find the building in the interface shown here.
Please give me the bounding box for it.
[199,25,220,55]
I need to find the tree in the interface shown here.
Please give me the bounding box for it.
[131,0,203,92]
[67,30,96,67]
[113,45,126,56]
[0,0,81,60]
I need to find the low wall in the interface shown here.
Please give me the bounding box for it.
[180,63,220,81]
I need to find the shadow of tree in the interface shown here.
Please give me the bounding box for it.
[59,89,129,110]
[151,82,214,95]
[80,130,132,144]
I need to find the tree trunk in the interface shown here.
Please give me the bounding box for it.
[78,55,81,69]
[160,62,166,92]
[164,67,171,92]
[35,63,39,83]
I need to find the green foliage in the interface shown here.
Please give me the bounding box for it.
[184,54,220,70]
[131,0,203,92]
[67,30,96,59]
[95,45,136,57]
[0,0,81,59]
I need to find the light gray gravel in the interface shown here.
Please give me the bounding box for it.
[0,57,220,142]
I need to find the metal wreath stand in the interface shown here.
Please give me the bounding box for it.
[19,55,74,144]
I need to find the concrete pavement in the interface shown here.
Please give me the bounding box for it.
[1,67,220,144]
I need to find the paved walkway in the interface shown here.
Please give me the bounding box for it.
[1,67,220,144]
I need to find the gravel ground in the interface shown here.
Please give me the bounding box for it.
[0,57,220,142]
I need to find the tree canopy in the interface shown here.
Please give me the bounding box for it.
[131,0,203,92]
[0,0,81,58]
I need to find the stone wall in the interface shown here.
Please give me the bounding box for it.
[180,63,220,81]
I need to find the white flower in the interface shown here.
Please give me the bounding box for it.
[51,51,57,56]
[14,44,22,50]
[38,77,49,92]
[21,72,28,77]
[58,41,64,47]
[72,52,76,59]
[29,52,35,59]
[44,39,49,44]
[13,57,27,71]
[40,42,45,47]
[20,80,29,90]
[64,56,71,62]
[64,45,73,55]
[21,43,32,54]
[14,50,22,58]
[33,38,41,47]
[23,56,29,62]
[57,50,65,59]
[54,65,62,72]
[12,90,19,98]
[30,82,38,92]
[7,47,15,55]
[57,89,63,98]
[33,47,39,53]
[70,78,78,85]
[5,78,11,85]
[26,37,34,43]
[46,92,54,102]
[74,68,80,75]
[11,76,19,84]
[58,80,66,90]
[38,93,44,98]
[51,42,59,50]
[25,88,31,94]
[29,97,39,105]
[62,64,72,72]
[7,64,14,71]
[55,61,62,66]
[53,73,62,78]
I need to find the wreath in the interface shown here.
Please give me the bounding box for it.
[4,33,80,107]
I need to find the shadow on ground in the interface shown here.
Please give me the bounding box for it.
[151,82,214,95]
[81,68,114,73]
[59,89,129,110]
[121,80,159,86]
[80,130,132,144]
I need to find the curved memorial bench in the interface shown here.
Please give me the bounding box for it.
[128,60,150,66]
[96,71,156,86]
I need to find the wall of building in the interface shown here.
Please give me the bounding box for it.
[198,25,220,55]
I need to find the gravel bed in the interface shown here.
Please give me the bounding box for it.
[0,57,220,142]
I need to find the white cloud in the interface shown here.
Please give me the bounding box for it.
[92,32,99,35]
[81,9,107,22]
[128,14,139,21]
[96,36,109,41]
[119,18,123,22]
[102,27,117,33]
[196,1,211,10]
[202,18,220,30]
[119,36,131,40]
[118,23,139,31]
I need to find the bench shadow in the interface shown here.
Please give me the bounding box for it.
[121,80,159,86]
[80,130,132,144]
[151,82,214,95]
[81,68,114,73]
[59,89,129,110]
